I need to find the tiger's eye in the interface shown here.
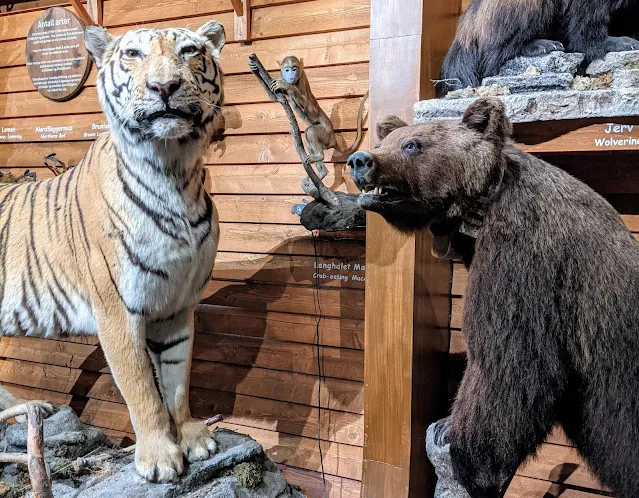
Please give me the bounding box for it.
[125,49,141,58]
[181,45,199,56]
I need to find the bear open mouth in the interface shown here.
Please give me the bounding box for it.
[360,184,404,199]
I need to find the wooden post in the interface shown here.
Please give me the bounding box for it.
[87,0,103,25]
[234,0,251,43]
[362,1,461,497]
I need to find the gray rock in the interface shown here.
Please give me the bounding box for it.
[482,73,574,93]
[587,50,639,76]
[415,88,639,123]
[499,51,584,76]
[0,406,304,498]
[612,69,639,89]
[425,422,470,498]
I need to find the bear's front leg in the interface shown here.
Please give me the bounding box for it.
[449,358,557,498]
[97,308,183,483]
[146,309,217,462]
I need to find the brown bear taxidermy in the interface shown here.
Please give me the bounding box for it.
[439,0,639,94]
[348,98,639,497]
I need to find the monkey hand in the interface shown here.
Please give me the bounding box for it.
[248,60,259,73]
[269,79,289,94]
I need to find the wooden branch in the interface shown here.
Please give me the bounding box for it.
[27,404,53,498]
[69,0,95,26]
[248,54,338,206]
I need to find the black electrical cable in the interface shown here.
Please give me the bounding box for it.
[310,230,328,498]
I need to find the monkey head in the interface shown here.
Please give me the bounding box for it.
[278,56,304,84]
[347,98,512,231]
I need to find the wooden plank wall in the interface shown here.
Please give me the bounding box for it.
[449,152,639,497]
[0,1,369,496]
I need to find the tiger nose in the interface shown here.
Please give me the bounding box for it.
[147,79,182,99]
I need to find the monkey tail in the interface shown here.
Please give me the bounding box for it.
[335,90,369,158]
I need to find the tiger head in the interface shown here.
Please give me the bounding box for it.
[84,22,225,142]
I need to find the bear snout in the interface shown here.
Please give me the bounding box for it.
[348,151,374,188]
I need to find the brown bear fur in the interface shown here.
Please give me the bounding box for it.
[440,0,639,94]
[348,98,639,497]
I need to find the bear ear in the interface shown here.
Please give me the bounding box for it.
[461,97,513,141]
[377,115,409,140]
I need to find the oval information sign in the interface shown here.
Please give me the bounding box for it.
[25,7,91,102]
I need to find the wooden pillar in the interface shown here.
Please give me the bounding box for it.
[362,1,461,497]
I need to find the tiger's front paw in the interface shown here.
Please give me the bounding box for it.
[135,432,183,483]
[179,420,217,463]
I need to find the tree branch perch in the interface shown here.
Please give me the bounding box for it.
[248,54,339,207]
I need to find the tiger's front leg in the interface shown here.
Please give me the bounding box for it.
[147,309,217,462]
[96,307,183,483]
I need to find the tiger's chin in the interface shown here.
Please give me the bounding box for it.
[148,116,194,140]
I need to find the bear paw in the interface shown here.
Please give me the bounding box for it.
[520,39,565,57]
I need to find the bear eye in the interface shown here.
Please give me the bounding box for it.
[180,45,199,56]
[403,140,421,155]
[124,48,142,59]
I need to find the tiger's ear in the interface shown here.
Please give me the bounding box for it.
[84,26,114,68]
[197,21,225,56]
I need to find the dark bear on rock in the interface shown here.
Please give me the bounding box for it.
[440,0,639,94]
[348,98,639,497]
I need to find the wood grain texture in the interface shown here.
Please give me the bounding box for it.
[214,251,366,289]
[196,305,365,349]
[216,223,364,257]
[202,280,365,319]
[252,0,369,39]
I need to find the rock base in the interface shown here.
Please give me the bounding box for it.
[417,50,639,123]
[0,406,305,498]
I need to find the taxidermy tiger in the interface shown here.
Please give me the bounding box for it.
[0,21,225,482]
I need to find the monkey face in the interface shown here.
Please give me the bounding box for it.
[281,64,300,84]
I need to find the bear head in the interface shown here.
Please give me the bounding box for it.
[348,97,513,232]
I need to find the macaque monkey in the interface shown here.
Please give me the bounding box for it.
[252,56,369,196]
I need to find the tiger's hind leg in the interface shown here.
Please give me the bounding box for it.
[146,309,217,463]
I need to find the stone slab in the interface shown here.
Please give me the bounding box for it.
[415,88,639,124]
[500,51,584,76]
[482,73,574,94]
[587,51,639,76]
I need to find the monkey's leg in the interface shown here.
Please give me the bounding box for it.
[566,4,639,63]
[305,126,329,179]
[449,356,559,498]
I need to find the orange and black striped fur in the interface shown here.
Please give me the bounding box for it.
[440,0,639,94]
[0,21,225,482]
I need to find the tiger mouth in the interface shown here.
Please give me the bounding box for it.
[144,108,194,122]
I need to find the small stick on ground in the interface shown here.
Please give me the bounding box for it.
[0,453,29,465]
[248,54,338,207]
[205,414,223,427]
[27,403,53,498]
